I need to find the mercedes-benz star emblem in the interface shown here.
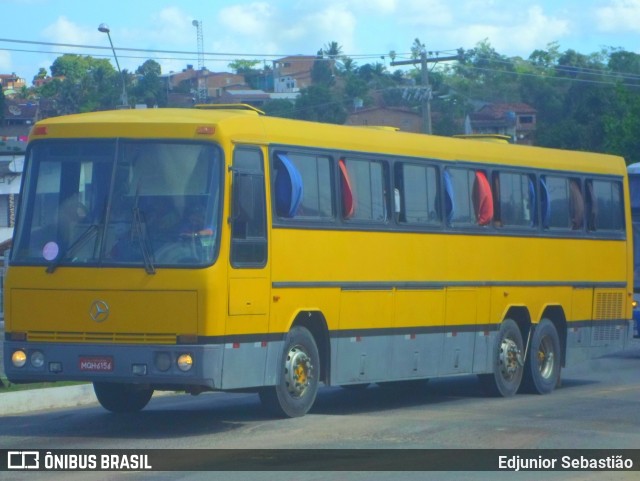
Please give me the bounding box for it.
[89,300,110,323]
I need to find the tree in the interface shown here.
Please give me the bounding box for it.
[33,68,48,85]
[228,59,261,74]
[133,59,165,107]
[603,84,640,164]
[453,39,520,102]
[529,42,561,70]
[40,54,124,113]
[295,84,347,124]
[262,99,296,118]
[311,51,334,86]
[229,59,270,89]
[410,38,425,59]
[323,41,342,59]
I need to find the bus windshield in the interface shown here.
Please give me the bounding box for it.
[12,139,222,270]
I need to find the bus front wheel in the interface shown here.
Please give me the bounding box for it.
[521,319,561,394]
[479,319,524,397]
[259,326,320,418]
[93,382,154,413]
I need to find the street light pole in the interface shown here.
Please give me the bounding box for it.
[98,23,129,108]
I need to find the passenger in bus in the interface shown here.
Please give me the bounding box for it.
[57,195,89,245]
[585,181,598,231]
[569,179,584,230]
[179,204,213,237]
[145,197,180,237]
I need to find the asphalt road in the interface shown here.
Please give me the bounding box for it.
[1,343,640,480]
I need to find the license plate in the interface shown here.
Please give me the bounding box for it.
[79,356,114,372]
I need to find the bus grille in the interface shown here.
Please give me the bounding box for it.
[27,331,177,344]
[592,324,623,343]
[593,291,623,320]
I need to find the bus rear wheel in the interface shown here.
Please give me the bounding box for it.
[93,382,154,413]
[259,326,320,418]
[521,319,561,394]
[479,319,524,397]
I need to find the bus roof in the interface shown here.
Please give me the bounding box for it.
[628,162,640,174]
[30,107,627,176]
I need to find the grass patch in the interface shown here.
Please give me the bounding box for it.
[0,376,87,393]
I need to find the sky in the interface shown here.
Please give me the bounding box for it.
[1,0,640,83]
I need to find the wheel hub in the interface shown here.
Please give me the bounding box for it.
[537,336,555,378]
[284,346,313,398]
[499,337,523,378]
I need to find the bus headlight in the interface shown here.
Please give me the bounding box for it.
[177,354,193,372]
[11,350,27,368]
[30,351,45,368]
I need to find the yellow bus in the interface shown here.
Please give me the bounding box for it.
[3,105,633,416]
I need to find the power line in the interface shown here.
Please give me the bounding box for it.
[0,37,409,63]
[457,63,640,89]
[4,36,640,92]
[463,51,640,83]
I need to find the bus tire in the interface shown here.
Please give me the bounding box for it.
[259,326,320,418]
[479,319,524,397]
[521,319,561,394]
[93,382,154,413]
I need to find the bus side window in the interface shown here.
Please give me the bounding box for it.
[274,153,303,218]
[586,180,597,231]
[528,176,537,227]
[493,171,535,228]
[472,170,493,226]
[543,176,585,231]
[340,157,388,222]
[589,179,625,231]
[569,178,584,230]
[447,167,478,226]
[394,162,440,225]
[339,159,355,219]
[443,169,454,224]
[274,152,333,220]
[540,177,551,229]
[492,173,502,227]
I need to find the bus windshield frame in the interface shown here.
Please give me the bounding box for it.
[11,138,223,271]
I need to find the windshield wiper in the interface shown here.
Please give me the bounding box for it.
[131,205,156,275]
[46,224,99,274]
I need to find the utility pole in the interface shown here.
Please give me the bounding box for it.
[391,49,460,134]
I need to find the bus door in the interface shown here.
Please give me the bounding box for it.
[224,146,271,388]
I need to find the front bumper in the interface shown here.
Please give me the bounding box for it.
[3,341,224,389]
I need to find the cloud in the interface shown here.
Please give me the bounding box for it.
[214,2,357,56]
[41,16,99,47]
[0,50,11,72]
[134,7,197,75]
[393,0,455,28]
[437,5,569,56]
[148,6,195,43]
[218,2,275,37]
[594,0,640,32]
[302,5,358,50]
[330,0,397,15]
